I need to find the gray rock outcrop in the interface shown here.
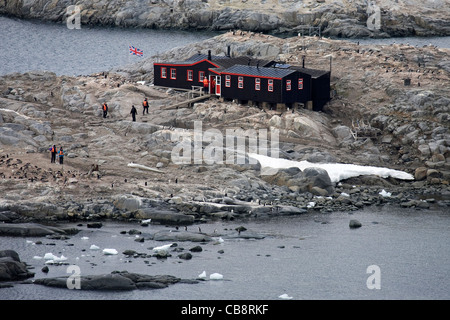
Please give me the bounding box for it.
[0,250,35,281]
[33,271,197,291]
[0,0,449,38]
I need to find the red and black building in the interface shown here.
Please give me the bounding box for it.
[153,51,331,111]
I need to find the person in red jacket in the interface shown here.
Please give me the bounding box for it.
[203,77,209,93]
[49,145,57,163]
[102,102,108,118]
[142,98,149,115]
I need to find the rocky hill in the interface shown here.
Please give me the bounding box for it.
[1,0,450,37]
[0,31,449,225]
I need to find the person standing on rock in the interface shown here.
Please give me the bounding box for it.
[58,147,65,165]
[142,98,149,115]
[49,145,57,163]
[102,102,108,118]
[130,105,137,122]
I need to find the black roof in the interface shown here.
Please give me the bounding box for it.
[221,64,297,79]
[185,53,273,71]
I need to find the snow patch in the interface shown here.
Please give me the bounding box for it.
[249,153,414,183]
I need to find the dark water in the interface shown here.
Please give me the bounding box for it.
[0,206,449,300]
[1,16,449,77]
[0,16,217,76]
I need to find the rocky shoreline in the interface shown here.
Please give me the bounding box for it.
[1,0,450,38]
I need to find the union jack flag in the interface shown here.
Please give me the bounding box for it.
[129,46,143,56]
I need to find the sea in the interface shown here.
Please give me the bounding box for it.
[1,16,449,77]
[0,16,449,303]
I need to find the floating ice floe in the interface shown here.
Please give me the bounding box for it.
[141,219,152,224]
[279,293,293,300]
[33,256,43,260]
[81,236,89,240]
[43,253,67,263]
[379,189,392,197]
[103,248,118,255]
[249,153,414,183]
[209,273,224,280]
[90,244,100,250]
[198,271,207,279]
[153,243,173,253]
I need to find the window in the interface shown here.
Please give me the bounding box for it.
[199,71,205,82]
[238,76,244,89]
[268,79,274,92]
[187,70,193,81]
[298,78,303,90]
[255,78,260,91]
[161,67,167,79]
[170,68,176,79]
[286,80,291,91]
[225,75,231,87]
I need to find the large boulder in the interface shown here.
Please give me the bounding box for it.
[0,223,79,237]
[0,250,35,281]
[33,271,195,291]
[302,167,335,196]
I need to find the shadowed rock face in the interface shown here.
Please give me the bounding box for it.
[0,0,449,38]
[0,250,35,281]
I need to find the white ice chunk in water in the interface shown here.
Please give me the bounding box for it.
[198,271,207,279]
[279,293,293,299]
[103,248,118,255]
[209,273,223,280]
[43,253,67,262]
[153,243,173,252]
[90,245,100,250]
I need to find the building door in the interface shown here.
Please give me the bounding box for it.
[215,75,221,96]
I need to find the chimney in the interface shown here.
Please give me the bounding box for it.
[208,50,211,61]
